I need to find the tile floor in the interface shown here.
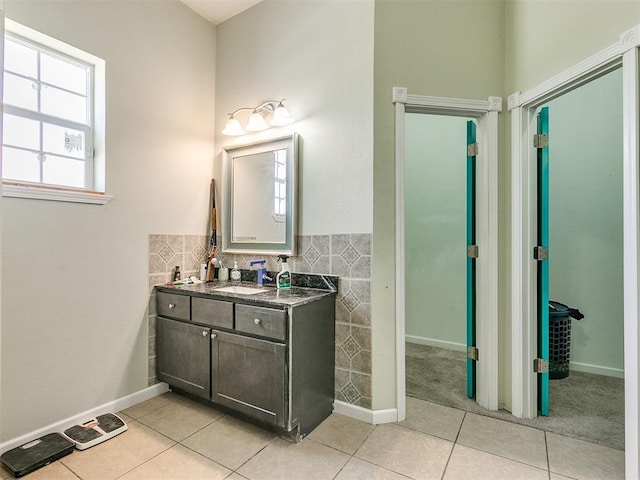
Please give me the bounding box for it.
[1,393,625,480]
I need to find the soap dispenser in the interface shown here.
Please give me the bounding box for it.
[276,255,291,290]
[230,261,241,282]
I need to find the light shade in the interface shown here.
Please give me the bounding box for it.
[270,102,295,126]
[221,116,245,136]
[222,99,295,136]
[245,111,270,131]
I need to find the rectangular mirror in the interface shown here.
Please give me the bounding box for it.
[222,134,298,255]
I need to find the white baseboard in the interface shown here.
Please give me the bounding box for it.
[0,383,169,454]
[333,400,397,425]
[570,361,624,378]
[405,335,466,352]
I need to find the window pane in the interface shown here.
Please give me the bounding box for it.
[41,52,87,95]
[3,114,40,150]
[42,154,85,188]
[43,123,85,159]
[4,38,37,78]
[3,73,38,111]
[41,85,87,124]
[2,147,40,182]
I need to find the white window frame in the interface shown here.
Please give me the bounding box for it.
[273,149,286,222]
[2,19,110,204]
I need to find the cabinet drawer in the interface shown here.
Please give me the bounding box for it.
[235,304,287,341]
[192,297,233,329]
[157,292,190,320]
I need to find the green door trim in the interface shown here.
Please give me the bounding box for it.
[466,120,477,399]
[536,107,550,416]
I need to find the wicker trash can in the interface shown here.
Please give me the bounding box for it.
[549,301,584,379]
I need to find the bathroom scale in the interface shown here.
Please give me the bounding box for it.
[0,432,75,478]
[62,413,128,450]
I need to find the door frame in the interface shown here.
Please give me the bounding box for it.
[393,87,501,420]
[508,24,640,478]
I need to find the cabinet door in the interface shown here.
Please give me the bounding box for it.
[157,317,211,399]
[211,331,286,427]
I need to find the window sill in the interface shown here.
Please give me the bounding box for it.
[2,182,113,205]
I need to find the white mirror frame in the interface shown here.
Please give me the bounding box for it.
[509,24,640,478]
[221,134,298,256]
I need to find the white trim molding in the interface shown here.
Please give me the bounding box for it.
[405,335,466,352]
[509,23,640,480]
[333,400,397,425]
[0,383,169,454]
[393,89,501,421]
[622,44,640,480]
[2,183,113,205]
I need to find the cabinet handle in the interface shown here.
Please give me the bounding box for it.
[211,333,217,339]
[202,331,208,337]
[168,303,176,309]
[254,318,261,325]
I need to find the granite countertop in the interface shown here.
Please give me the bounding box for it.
[156,276,337,308]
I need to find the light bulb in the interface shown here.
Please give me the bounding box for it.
[246,111,270,131]
[270,103,295,126]
[222,116,245,136]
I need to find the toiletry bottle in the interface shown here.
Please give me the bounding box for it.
[230,261,241,282]
[173,266,181,282]
[276,255,291,289]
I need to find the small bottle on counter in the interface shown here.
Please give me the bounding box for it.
[276,255,291,290]
[230,261,241,282]
[173,265,181,282]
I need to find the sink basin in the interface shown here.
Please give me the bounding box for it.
[215,285,269,295]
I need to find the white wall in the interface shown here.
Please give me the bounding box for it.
[1,0,216,440]
[214,0,374,236]
[404,114,468,348]
[547,68,624,376]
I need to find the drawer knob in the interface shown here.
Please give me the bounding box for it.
[168,303,176,309]
[254,318,261,325]
[211,333,217,339]
[202,331,208,337]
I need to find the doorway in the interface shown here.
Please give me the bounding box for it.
[509,28,640,477]
[393,88,501,420]
[403,114,476,409]
[530,68,624,448]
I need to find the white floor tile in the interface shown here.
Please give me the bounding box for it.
[457,413,547,469]
[547,432,624,480]
[444,444,548,480]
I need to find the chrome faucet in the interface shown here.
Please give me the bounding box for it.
[249,259,272,285]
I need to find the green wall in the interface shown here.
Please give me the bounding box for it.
[547,68,624,376]
[373,0,637,411]
[372,0,505,408]
[404,114,468,349]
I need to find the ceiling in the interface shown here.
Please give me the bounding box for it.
[180,0,264,25]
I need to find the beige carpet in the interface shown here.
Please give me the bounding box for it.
[406,342,625,451]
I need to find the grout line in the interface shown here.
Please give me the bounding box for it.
[231,434,278,474]
[454,410,467,443]
[544,431,551,479]
[440,411,466,480]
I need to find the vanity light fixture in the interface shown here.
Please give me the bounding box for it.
[222,99,295,136]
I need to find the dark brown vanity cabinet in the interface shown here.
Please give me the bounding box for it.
[212,331,286,427]
[156,316,211,399]
[155,287,335,439]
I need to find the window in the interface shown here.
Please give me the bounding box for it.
[2,20,109,204]
[273,148,287,222]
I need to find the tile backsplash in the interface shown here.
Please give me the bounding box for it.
[147,232,372,409]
